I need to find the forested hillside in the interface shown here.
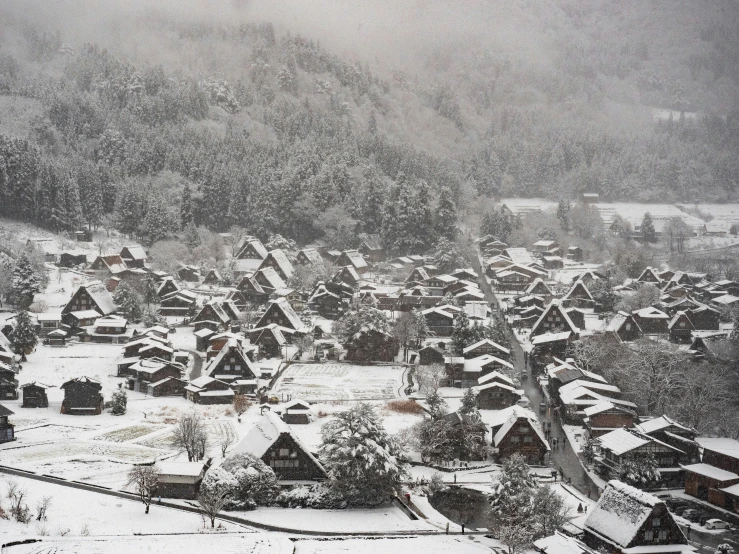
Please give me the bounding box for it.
[0,0,738,248]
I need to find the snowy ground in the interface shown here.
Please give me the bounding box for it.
[240,505,433,533]
[294,536,496,554]
[271,363,407,402]
[3,534,290,554]
[0,474,243,540]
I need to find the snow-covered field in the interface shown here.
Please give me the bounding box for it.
[294,536,495,554]
[0,474,242,540]
[271,363,406,402]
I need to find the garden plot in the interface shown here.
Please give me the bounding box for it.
[0,439,166,467]
[271,363,405,402]
[14,423,91,443]
[92,422,166,443]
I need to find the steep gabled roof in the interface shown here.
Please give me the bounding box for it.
[80,282,117,315]
[121,245,147,261]
[636,415,695,436]
[233,411,326,475]
[531,299,579,336]
[525,278,552,296]
[255,267,287,290]
[256,298,307,332]
[358,233,383,251]
[492,407,548,448]
[462,338,511,357]
[584,481,667,549]
[668,311,694,330]
[298,248,323,265]
[262,249,295,280]
[477,370,515,386]
[563,280,594,302]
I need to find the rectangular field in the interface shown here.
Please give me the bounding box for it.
[270,363,405,402]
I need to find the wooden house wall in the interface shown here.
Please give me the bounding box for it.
[262,433,325,480]
[496,419,548,465]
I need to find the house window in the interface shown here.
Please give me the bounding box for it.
[653,518,661,527]
[625,323,632,331]
[511,436,520,443]
[279,448,290,457]
[644,530,654,541]
[658,530,667,541]
[679,322,685,328]
[524,436,532,443]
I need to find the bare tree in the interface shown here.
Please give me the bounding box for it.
[6,481,31,523]
[415,363,446,396]
[35,495,52,521]
[197,482,229,528]
[172,411,208,461]
[220,431,236,457]
[232,394,251,423]
[126,465,160,514]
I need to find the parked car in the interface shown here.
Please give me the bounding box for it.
[705,519,729,530]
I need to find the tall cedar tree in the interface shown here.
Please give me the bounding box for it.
[641,212,657,243]
[435,186,458,240]
[10,309,37,356]
[10,255,41,308]
[319,403,408,506]
[180,183,194,228]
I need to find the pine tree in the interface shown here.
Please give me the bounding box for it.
[110,389,128,415]
[459,388,479,417]
[319,403,408,506]
[10,310,37,357]
[556,199,571,232]
[180,183,194,228]
[10,255,41,308]
[435,186,458,241]
[360,165,387,234]
[415,179,435,251]
[451,311,471,355]
[184,222,201,250]
[114,282,143,321]
[641,212,657,243]
[144,198,171,245]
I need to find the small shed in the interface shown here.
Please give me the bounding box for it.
[157,461,208,500]
[20,382,50,408]
[75,229,93,242]
[282,399,311,424]
[60,377,104,415]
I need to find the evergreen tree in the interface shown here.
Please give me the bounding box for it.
[10,310,37,357]
[110,389,128,415]
[10,255,41,308]
[432,237,467,273]
[144,198,172,245]
[411,309,429,347]
[556,199,571,232]
[459,388,479,417]
[143,278,159,309]
[184,222,201,250]
[641,212,657,243]
[481,208,513,242]
[114,282,143,321]
[319,403,408,506]
[180,183,194,228]
[361,165,387,235]
[435,186,458,241]
[426,391,448,420]
[415,179,436,251]
[451,311,471,355]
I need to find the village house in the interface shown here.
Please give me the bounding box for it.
[462,338,511,360]
[333,250,368,276]
[119,246,147,268]
[421,305,460,336]
[27,237,58,263]
[346,329,396,362]
[332,265,361,287]
[157,277,180,299]
[473,372,523,410]
[157,461,209,500]
[185,376,234,405]
[697,437,739,475]
[58,252,87,268]
[295,248,323,266]
[177,265,201,282]
[60,377,104,415]
[689,438,739,512]
[281,399,312,424]
[486,405,549,465]
[583,401,637,438]
[124,357,183,393]
[418,344,446,365]
[224,288,249,310]
[596,427,689,486]
[250,324,287,359]
[0,404,14,443]
[357,233,385,263]
[566,246,584,262]
[147,376,187,397]
[62,282,117,320]
[444,354,515,388]
[632,307,670,335]
[253,298,309,340]
[232,411,327,481]
[685,305,720,331]
[158,289,198,317]
[236,274,269,304]
[636,267,663,284]
[530,331,573,370]
[606,312,642,342]
[89,254,129,277]
[531,300,580,337]
[0,364,19,400]
[582,480,692,554]
[236,238,268,261]
[139,341,174,362]
[85,315,133,344]
[667,311,694,342]
[192,300,240,331]
[258,249,295,282]
[20,382,49,408]
[682,463,739,503]
[202,268,222,285]
[253,267,288,294]
[36,313,62,336]
[562,280,595,309]
[307,282,346,319]
[203,339,258,388]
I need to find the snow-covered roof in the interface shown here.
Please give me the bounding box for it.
[503,247,535,265]
[583,401,616,417]
[37,312,62,322]
[158,461,205,477]
[463,354,514,372]
[121,245,147,261]
[721,483,739,496]
[695,437,739,460]
[477,370,514,386]
[492,406,548,448]
[634,306,669,319]
[531,331,572,344]
[559,380,621,397]
[621,546,695,554]
[68,309,102,319]
[194,328,215,338]
[598,428,682,456]
[95,316,128,328]
[233,411,325,474]
[636,415,694,436]
[462,338,510,356]
[584,480,664,549]
[534,531,598,554]
[472,381,519,394]
[681,463,739,482]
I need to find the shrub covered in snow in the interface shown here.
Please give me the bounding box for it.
[216,453,280,510]
[110,390,127,415]
[275,484,346,509]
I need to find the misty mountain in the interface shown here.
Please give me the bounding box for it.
[0,0,738,246]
